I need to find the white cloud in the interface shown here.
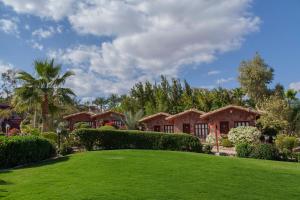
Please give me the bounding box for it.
[289,82,300,91]
[3,0,260,97]
[32,26,60,39]
[207,70,221,76]
[216,77,234,85]
[0,0,75,21]
[0,18,19,35]
[0,60,14,73]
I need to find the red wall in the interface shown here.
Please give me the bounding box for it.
[143,115,171,132]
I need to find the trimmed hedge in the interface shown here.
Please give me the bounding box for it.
[0,136,56,168]
[74,129,202,153]
[236,143,279,160]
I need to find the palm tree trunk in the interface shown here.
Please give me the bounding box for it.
[42,94,49,132]
[33,106,37,128]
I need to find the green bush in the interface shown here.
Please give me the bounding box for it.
[221,138,233,147]
[236,143,254,158]
[41,132,58,144]
[74,129,202,153]
[60,142,73,156]
[202,144,213,154]
[251,144,278,160]
[98,125,116,131]
[74,122,91,129]
[228,126,261,145]
[275,134,299,160]
[0,136,56,168]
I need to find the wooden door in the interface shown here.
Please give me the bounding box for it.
[183,123,191,134]
[154,125,161,132]
[220,121,229,134]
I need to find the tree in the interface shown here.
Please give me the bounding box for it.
[238,53,274,104]
[285,89,297,107]
[257,95,290,134]
[93,97,107,112]
[0,69,18,100]
[122,110,144,130]
[15,59,75,131]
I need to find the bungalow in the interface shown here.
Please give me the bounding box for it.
[139,105,260,140]
[63,110,124,130]
[0,104,22,132]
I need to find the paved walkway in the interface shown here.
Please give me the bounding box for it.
[212,146,236,156]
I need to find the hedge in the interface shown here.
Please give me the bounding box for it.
[236,143,279,160]
[0,136,56,168]
[74,129,202,153]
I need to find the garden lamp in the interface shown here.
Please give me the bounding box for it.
[56,127,62,149]
[5,123,10,136]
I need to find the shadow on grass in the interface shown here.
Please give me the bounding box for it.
[0,156,70,172]
[0,156,70,198]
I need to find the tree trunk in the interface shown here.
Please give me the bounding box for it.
[41,94,49,132]
[33,106,37,128]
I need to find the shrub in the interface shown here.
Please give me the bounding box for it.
[205,133,221,145]
[0,136,56,168]
[251,144,278,160]
[221,138,234,147]
[20,124,41,136]
[41,132,58,144]
[74,122,91,129]
[60,142,73,156]
[228,126,261,145]
[74,129,202,153]
[275,134,299,160]
[8,128,20,136]
[202,144,213,154]
[236,143,254,158]
[98,125,116,131]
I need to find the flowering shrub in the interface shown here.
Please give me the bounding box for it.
[8,128,21,136]
[228,126,261,145]
[104,121,115,126]
[205,133,221,145]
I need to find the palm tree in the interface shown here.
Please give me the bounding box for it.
[93,97,107,112]
[286,89,297,107]
[15,59,75,131]
[122,110,144,130]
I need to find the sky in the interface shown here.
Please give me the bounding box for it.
[0,0,299,100]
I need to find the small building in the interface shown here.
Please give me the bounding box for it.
[139,112,171,132]
[0,104,22,132]
[139,105,260,140]
[63,110,125,131]
[165,109,206,135]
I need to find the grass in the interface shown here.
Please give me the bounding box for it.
[1,150,300,200]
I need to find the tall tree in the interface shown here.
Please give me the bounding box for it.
[15,59,75,131]
[0,69,18,100]
[238,53,274,104]
[93,97,107,112]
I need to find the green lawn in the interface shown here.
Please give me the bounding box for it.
[1,150,300,200]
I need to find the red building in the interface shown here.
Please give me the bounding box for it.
[63,110,124,131]
[139,105,260,140]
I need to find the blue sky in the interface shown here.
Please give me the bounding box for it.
[0,0,299,99]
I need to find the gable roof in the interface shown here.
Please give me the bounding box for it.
[63,112,94,120]
[139,112,171,123]
[200,105,260,119]
[91,110,124,119]
[166,109,205,120]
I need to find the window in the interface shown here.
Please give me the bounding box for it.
[195,123,209,139]
[164,125,174,133]
[113,120,123,127]
[234,121,250,127]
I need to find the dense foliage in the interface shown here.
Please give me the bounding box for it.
[74,128,202,152]
[228,126,261,145]
[0,136,56,168]
[236,143,279,161]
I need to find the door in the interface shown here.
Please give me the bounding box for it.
[183,123,191,134]
[154,125,161,132]
[220,121,229,134]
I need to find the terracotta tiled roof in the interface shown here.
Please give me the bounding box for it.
[63,112,94,120]
[139,112,171,122]
[200,105,261,119]
[165,109,205,120]
[91,110,124,119]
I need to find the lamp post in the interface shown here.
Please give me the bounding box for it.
[215,125,220,155]
[5,123,10,136]
[56,127,62,150]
